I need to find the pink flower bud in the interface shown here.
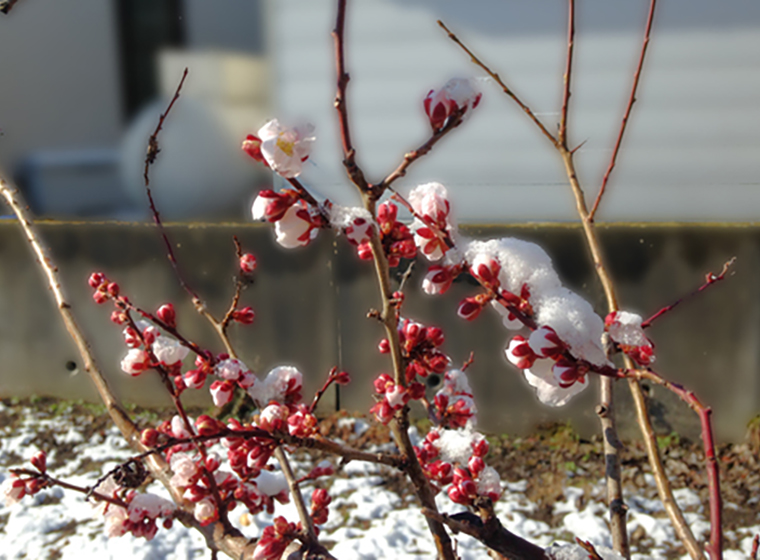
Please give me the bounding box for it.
[469,254,501,286]
[88,272,106,289]
[468,456,485,476]
[378,339,391,354]
[241,134,268,165]
[141,428,160,447]
[210,380,235,407]
[233,306,255,325]
[505,335,537,370]
[332,370,351,385]
[421,265,455,295]
[156,303,176,328]
[106,282,120,297]
[30,451,47,473]
[528,326,565,359]
[239,253,258,274]
[356,241,373,260]
[457,296,484,321]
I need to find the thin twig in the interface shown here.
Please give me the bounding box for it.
[379,109,466,192]
[332,0,368,191]
[274,447,318,543]
[438,20,558,148]
[11,468,127,509]
[588,0,657,221]
[141,68,202,304]
[642,258,735,328]
[558,0,575,147]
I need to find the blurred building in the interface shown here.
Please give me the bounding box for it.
[0,0,758,222]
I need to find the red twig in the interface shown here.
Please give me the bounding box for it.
[11,468,127,509]
[140,68,201,303]
[332,0,367,191]
[629,368,722,560]
[642,258,735,328]
[379,108,466,192]
[558,0,575,147]
[588,0,657,221]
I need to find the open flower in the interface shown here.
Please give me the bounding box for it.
[274,201,319,248]
[244,119,315,178]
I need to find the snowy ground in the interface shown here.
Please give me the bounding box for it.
[0,399,758,560]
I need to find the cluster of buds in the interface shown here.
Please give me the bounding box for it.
[505,326,590,407]
[361,201,416,267]
[415,429,499,507]
[242,119,314,179]
[379,319,450,382]
[407,182,456,262]
[457,255,533,324]
[88,271,120,305]
[431,369,477,429]
[102,491,176,540]
[370,372,425,424]
[605,311,655,366]
[1,451,48,506]
[424,78,482,132]
[310,487,331,526]
[251,516,298,560]
[119,317,189,379]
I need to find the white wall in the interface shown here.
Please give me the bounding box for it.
[267,1,760,222]
[0,0,123,171]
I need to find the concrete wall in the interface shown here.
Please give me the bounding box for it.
[0,222,758,442]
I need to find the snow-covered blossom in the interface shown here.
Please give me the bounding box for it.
[605,311,655,366]
[329,204,374,246]
[243,119,315,178]
[432,426,485,465]
[274,200,319,248]
[408,182,455,261]
[127,493,175,524]
[424,78,482,131]
[209,380,235,407]
[170,453,199,489]
[528,326,565,359]
[258,403,289,433]
[248,366,303,407]
[120,348,150,376]
[151,336,189,366]
[523,359,588,407]
[170,415,194,439]
[103,505,129,538]
[215,358,249,382]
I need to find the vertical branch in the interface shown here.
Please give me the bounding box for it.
[558,0,575,147]
[332,2,454,558]
[332,0,368,191]
[557,3,627,554]
[588,0,657,221]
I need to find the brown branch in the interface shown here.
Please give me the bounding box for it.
[274,447,318,543]
[588,0,657,221]
[438,20,558,148]
[558,0,576,147]
[642,258,735,328]
[0,179,256,559]
[422,508,549,560]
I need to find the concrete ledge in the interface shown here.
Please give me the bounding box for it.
[0,221,757,442]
